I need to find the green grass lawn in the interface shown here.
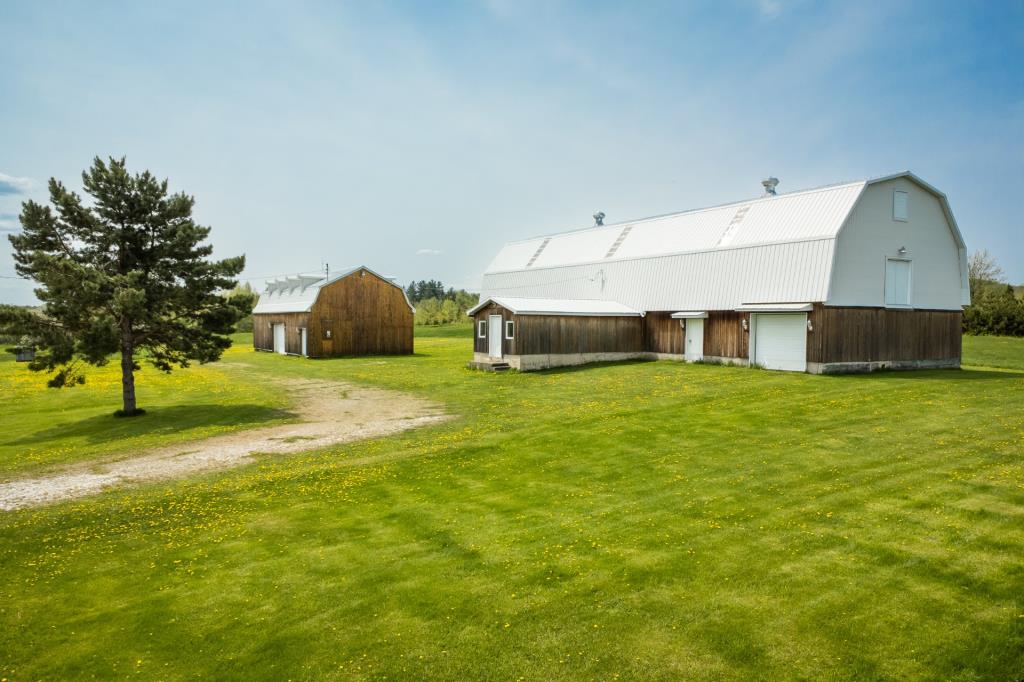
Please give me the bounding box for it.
[963,334,1024,370]
[1,327,1022,680]
[0,337,293,478]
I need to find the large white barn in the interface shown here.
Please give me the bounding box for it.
[470,172,968,373]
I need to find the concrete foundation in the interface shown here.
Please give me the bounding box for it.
[474,351,961,375]
[807,358,961,374]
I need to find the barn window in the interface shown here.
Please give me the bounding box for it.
[893,190,908,221]
[505,320,515,339]
[885,258,911,307]
[321,318,333,339]
[477,320,486,338]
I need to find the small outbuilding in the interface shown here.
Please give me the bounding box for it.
[473,171,968,373]
[253,266,414,357]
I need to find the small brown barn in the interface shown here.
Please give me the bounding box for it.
[252,266,414,357]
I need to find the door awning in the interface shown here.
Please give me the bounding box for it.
[670,311,708,319]
[735,303,813,313]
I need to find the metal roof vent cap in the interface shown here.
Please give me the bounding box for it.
[593,211,605,226]
[762,177,779,196]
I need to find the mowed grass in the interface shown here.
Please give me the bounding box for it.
[963,334,1024,370]
[1,327,1022,680]
[0,339,293,478]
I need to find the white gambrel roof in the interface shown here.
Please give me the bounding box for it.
[486,180,865,273]
[468,297,642,317]
[481,172,966,312]
[253,266,415,314]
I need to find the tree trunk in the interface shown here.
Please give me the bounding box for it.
[120,318,137,414]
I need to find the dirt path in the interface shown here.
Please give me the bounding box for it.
[0,378,448,511]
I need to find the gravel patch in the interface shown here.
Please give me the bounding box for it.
[0,378,447,511]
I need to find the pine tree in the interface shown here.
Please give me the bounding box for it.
[0,157,245,415]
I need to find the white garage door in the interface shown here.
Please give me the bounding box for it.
[753,313,807,372]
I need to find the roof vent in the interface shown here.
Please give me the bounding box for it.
[593,211,605,226]
[762,177,779,196]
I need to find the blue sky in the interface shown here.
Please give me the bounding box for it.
[1,1,1021,304]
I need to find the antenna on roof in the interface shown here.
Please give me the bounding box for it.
[593,211,605,226]
[762,177,779,196]
[325,262,329,279]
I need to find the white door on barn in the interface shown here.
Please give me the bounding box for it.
[752,314,807,372]
[273,323,286,355]
[300,328,307,356]
[684,319,704,362]
[488,315,503,358]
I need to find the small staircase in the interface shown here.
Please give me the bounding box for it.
[467,360,512,372]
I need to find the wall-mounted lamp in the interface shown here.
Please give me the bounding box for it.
[741,318,748,332]
[807,319,814,332]
[898,246,908,256]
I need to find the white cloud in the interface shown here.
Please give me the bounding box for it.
[757,0,782,18]
[0,173,33,195]
[417,248,443,256]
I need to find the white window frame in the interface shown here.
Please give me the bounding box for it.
[505,320,515,340]
[884,257,912,308]
[893,190,909,222]
[477,320,486,338]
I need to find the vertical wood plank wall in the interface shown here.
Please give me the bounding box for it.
[472,304,961,366]
[473,305,643,356]
[807,305,961,363]
[253,312,310,354]
[704,311,749,359]
[644,312,683,354]
[472,302,519,357]
[253,269,413,357]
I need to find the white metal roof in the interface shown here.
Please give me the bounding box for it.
[481,172,964,312]
[253,266,415,314]
[735,303,813,312]
[467,296,642,317]
[485,180,865,274]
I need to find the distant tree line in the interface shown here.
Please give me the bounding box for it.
[404,280,479,326]
[964,250,1024,336]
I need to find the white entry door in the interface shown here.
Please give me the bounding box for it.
[273,323,286,354]
[752,313,807,372]
[684,319,704,362]
[300,328,307,356]
[488,315,503,358]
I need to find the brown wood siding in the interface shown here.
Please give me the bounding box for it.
[644,312,683,354]
[471,303,512,356]
[252,312,310,354]
[704,311,749,359]
[308,269,413,357]
[807,304,962,364]
[472,305,643,356]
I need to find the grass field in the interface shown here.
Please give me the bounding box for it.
[1,327,1022,680]
[0,340,292,478]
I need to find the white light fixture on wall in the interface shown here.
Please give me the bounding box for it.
[741,318,748,332]
[807,319,814,332]
[898,246,907,256]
